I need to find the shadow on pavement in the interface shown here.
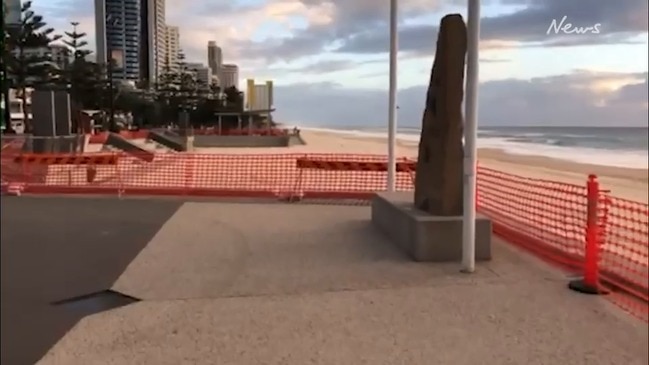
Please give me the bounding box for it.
[1,196,182,365]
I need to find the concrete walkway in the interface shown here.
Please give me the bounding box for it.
[28,201,647,365]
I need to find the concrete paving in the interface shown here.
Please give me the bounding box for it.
[112,203,503,300]
[27,201,648,365]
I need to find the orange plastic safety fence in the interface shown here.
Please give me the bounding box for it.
[1,136,26,154]
[598,195,649,321]
[13,153,119,165]
[1,151,647,321]
[476,165,589,269]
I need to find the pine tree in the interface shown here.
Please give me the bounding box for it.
[156,54,179,99]
[155,50,198,117]
[59,21,103,108]
[176,50,194,98]
[5,1,61,133]
[224,86,244,111]
[63,22,91,61]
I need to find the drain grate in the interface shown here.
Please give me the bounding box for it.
[51,290,140,316]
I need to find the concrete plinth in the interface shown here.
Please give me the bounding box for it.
[371,192,492,262]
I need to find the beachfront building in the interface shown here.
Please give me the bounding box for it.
[95,0,167,84]
[207,41,222,77]
[141,0,167,84]
[49,44,71,70]
[164,25,180,72]
[6,46,65,85]
[245,79,274,112]
[95,0,142,81]
[219,64,239,89]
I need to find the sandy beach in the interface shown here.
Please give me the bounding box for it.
[193,129,648,203]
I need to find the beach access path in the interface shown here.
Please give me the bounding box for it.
[2,196,646,365]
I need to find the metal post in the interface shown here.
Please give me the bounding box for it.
[461,0,481,273]
[387,0,398,191]
[107,54,115,132]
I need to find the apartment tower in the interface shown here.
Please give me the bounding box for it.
[140,0,166,84]
[164,25,180,72]
[95,0,142,81]
[219,64,239,89]
[207,41,222,76]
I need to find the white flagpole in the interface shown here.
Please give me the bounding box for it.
[387,0,398,191]
[462,0,481,273]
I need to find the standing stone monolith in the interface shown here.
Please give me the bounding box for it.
[414,14,467,216]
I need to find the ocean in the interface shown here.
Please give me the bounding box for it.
[294,125,649,170]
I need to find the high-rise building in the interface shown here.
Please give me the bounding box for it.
[96,0,167,85]
[246,79,274,111]
[219,64,239,89]
[207,41,222,76]
[164,25,179,72]
[95,0,142,81]
[140,0,166,84]
[151,0,166,80]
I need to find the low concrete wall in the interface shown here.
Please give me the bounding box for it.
[288,135,306,146]
[192,135,291,148]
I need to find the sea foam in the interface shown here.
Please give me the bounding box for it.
[293,125,648,170]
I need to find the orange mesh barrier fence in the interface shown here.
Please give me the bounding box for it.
[1,142,26,184]
[598,195,649,321]
[476,166,590,270]
[1,136,25,152]
[295,158,416,172]
[13,153,119,165]
[1,151,647,320]
[293,154,415,199]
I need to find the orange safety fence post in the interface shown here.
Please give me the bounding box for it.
[569,174,606,295]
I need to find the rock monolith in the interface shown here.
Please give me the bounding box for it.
[413,14,467,216]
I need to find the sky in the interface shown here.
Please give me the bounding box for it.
[35,0,649,127]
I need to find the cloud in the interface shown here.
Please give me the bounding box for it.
[332,0,648,56]
[30,0,648,129]
[268,56,510,75]
[609,76,649,106]
[34,0,648,66]
[272,71,649,127]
